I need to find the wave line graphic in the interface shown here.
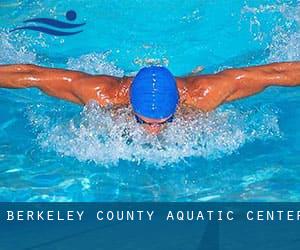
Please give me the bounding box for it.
[23,18,85,29]
[10,26,83,36]
[10,10,85,36]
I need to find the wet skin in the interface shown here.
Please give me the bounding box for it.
[0,62,300,133]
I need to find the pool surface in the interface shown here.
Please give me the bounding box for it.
[0,0,299,201]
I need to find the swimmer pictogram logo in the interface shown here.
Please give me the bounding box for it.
[10,10,85,36]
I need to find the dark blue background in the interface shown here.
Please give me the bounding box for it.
[0,203,299,250]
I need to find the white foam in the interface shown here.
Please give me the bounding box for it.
[67,51,124,76]
[0,31,36,64]
[268,5,300,62]
[242,2,300,62]
[26,101,281,167]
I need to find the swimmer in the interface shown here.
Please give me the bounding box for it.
[0,62,300,134]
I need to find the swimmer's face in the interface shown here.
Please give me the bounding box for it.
[135,114,171,135]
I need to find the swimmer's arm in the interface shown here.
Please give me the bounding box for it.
[182,62,300,111]
[0,64,89,103]
[224,62,300,101]
[0,64,128,105]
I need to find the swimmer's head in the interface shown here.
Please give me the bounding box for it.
[129,66,179,130]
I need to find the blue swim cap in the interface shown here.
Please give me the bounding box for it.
[130,66,179,120]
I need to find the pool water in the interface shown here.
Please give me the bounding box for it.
[0,0,299,201]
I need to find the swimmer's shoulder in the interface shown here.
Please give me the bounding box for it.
[72,75,132,106]
[176,73,237,112]
[176,75,212,106]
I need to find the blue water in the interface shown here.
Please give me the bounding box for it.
[0,0,299,201]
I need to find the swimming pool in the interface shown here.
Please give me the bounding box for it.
[0,0,299,201]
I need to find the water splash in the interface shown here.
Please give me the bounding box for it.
[242,3,288,15]
[133,57,169,67]
[67,51,124,76]
[268,4,300,62]
[242,2,300,62]
[180,8,201,23]
[0,31,36,64]
[26,101,281,167]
